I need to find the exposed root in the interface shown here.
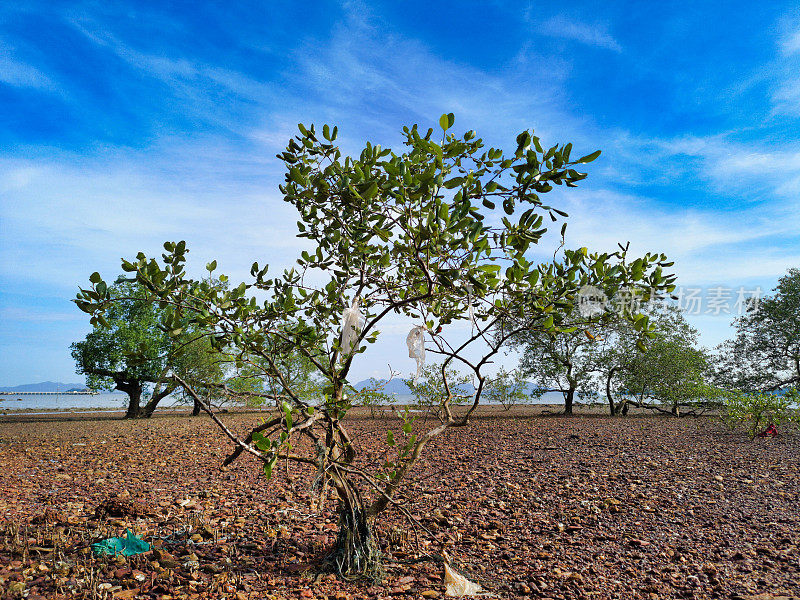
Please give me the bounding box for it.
[322,485,382,582]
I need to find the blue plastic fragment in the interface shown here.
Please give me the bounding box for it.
[91,529,150,557]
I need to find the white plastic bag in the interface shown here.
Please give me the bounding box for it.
[444,552,482,596]
[465,284,475,334]
[406,325,426,383]
[340,297,364,359]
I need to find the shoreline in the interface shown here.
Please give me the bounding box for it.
[0,402,710,423]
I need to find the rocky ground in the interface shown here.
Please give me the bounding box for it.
[1,410,798,599]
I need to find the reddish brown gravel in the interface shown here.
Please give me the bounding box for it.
[1,410,798,599]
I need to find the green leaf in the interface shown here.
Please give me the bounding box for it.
[282,401,293,430]
[439,113,455,131]
[362,182,379,199]
[478,264,501,273]
[252,432,271,451]
[443,176,465,189]
[386,430,395,446]
[576,150,601,164]
[89,272,102,284]
[206,260,217,272]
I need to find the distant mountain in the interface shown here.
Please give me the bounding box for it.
[353,378,413,395]
[354,378,479,396]
[0,381,88,393]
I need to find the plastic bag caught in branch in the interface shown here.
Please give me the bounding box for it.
[340,297,364,360]
[465,284,475,335]
[406,325,426,383]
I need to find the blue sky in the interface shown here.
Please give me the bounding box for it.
[1,1,799,385]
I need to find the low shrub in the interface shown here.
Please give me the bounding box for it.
[721,389,799,438]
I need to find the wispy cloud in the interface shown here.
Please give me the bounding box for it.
[0,151,309,295]
[0,51,56,91]
[240,0,584,170]
[769,17,800,116]
[538,15,622,53]
[66,16,280,134]
[598,128,800,213]
[779,20,800,55]
[558,187,799,284]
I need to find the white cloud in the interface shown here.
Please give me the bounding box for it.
[773,75,800,116]
[66,17,279,131]
[538,16,622,53]
[248,1,576,155]
[0,151,309,294]
[597,129,800,213]
[554,187,796,284]
[779,21,800,55]
[770,18,800,115]
[0,52,56,91]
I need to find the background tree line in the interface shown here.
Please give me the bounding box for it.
[506,267,799,420]
[72,268,799,420]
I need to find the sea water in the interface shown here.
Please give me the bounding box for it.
[0,392,150,412]
[0,390,570,414]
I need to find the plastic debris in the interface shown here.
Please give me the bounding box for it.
[340,297,364,359]
[406,325,426,383]
[443,552,482,596]
[91,529,150,557]
[758,423,779,438]
[465,284,475,335]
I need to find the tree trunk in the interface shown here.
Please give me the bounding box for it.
[564,388,574,415]
[141,383,177,418]
[118,380,144,419]
[605,368,617,416]
[324,476,382,581]
[621,399,630,416]
[192,399,201,416]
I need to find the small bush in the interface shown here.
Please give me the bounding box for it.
[483,367,533,411]
[721,389,799,438]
